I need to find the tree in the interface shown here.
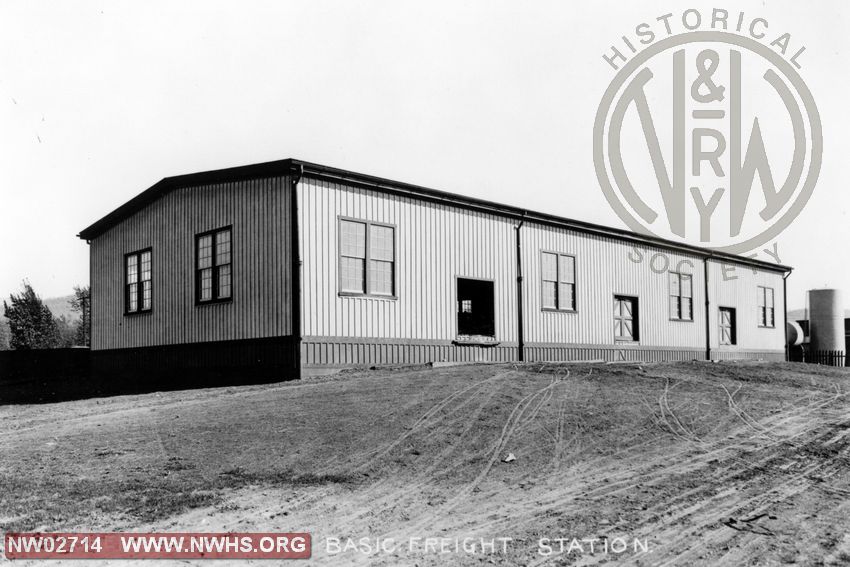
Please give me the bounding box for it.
[0,318,10,350]
[55,315,77,348]
[3,281,59,350]
[69,285,91,347]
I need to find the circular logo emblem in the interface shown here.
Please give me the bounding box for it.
[594,31,821,253]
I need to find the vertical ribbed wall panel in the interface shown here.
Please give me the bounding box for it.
[296,176,786,365]
[90,176,291,350]
[708,260,785,351]
[521,223,705,349]
[298,179,518,343]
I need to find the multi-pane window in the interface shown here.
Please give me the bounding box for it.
[757,286,775,327]
[196,227,232,304]
[340,220,367,293]
[669,272,693,321]
[369,225,394,295]
[541,252,576,311]
[614,295,638,341]
[125,249,152,314]
[339,219,395,296]
[719,307,737,345]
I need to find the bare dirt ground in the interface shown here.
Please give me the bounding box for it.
[1,361,849,566]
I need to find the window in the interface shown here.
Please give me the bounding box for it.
[457,278,495,337]
[196,227,232,304]
[339,219,395,297]
[125,249,152,314]
[669,272,693,321]
[757,286,775,327]
[614,295,638,341]
[541,252,576,311]
[719,307,737,345]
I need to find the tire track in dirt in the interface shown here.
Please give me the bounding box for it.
[331,380,506,527]
[445,380,848,553]
[371,370,597,551]
[646,458,847,567]
[658,378,703,445]
[250,370,512,518]
[297,371,567,566]
[646,406,850,562]
[269,370,525,543]
[350,372,509,473]
[373,371,571,547]
[521,400,850,566]
[720,383,776,441]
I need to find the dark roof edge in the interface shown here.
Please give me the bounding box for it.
[77,158,792,274]
[77,159,296,241]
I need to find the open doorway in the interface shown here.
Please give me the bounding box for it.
[457,278,495,337]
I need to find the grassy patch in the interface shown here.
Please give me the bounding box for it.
[0,466,361,533]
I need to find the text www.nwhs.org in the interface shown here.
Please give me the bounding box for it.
[4,532,311,559]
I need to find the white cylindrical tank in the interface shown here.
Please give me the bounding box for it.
[809,289,845,353]
[786,320,804,346]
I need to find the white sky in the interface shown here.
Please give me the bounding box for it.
[0,0,847,310]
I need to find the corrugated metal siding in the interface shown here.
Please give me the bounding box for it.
[90,176,292,350]
[301,337,517,367]
[296,177,787,366]
[711,350,785,361]
[91,337,297,382]
[521,223,706,349]
[707,261,785,351]
[525,344,704,362]
[298,178,518,342]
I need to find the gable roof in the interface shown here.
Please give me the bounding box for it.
[77,158,792,274]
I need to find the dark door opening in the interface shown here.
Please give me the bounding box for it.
[457,278,495,337]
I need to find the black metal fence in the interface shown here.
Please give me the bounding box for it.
[788,345,848,366]
[789,346,847,367]
[807,350,846,367]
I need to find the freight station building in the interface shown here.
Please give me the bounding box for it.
[78,159,790,380]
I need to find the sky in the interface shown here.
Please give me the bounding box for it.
[0,0,847,311]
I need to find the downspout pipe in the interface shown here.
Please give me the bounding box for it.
[704,256,711,361]
[783,270,791,361]
[515,212,527,363]
[290,164,304,378]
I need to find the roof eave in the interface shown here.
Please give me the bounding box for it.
[77,158,793,274]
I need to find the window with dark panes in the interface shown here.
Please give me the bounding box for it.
[541,252,576,311]
[125,248,152,314]
[196,227,232,304]
[339,218,395,297]
[757,286,775,327]
[669,272,693,321]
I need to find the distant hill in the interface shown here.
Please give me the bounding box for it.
[0,294,79,322]
[788,308,850,321]
[0,294,80,349]
[43,294,80,322]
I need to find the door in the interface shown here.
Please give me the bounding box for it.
[719,307,736,345]
[614,295,638,341]
[457,278,495,337]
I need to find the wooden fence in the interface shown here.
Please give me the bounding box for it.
[0,348,91,404]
